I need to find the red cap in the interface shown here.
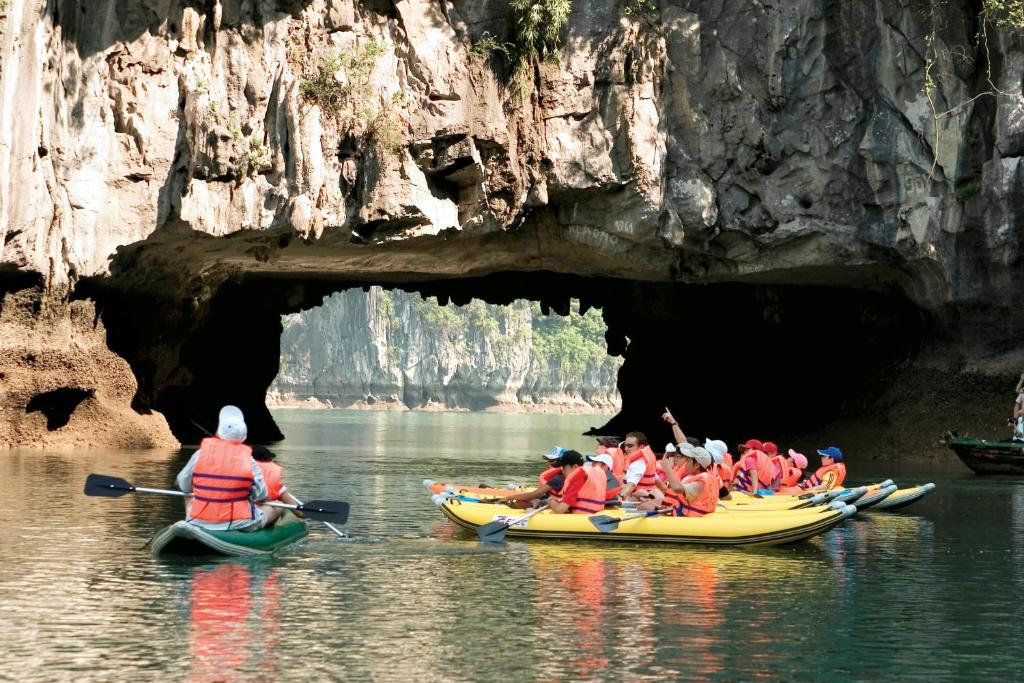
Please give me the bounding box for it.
[762,441,779,455]
[738,438,763,451]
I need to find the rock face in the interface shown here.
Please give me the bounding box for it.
[1,1,1023,450]
[269,288,621,412]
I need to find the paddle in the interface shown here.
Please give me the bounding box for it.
[588,507,673,533]
[290,493,347,538]
[84,474,350,523]
[476,503,548,543]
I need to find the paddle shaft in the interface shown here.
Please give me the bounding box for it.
[291,494,347,538]
[131,484,319,516]
[477,503,549,542]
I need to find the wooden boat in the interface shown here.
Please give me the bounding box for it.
[151,512,308,557]
[946,434,1024,475]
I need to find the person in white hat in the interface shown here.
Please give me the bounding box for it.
[658,443,720,517]
[175,405,272,531]
[586,453,621,502]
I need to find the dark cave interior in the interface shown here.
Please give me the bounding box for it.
[82,269,928,448]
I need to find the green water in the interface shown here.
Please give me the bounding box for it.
[2,409,1022,680]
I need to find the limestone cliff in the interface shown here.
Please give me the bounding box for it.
[268,288,621,412]
[1,1,1023,449]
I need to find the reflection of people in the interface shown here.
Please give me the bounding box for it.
[549,451,607,514]
[189,564,253,681]
[176,406,273,531]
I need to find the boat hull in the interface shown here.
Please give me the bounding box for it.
[947,436,1024,475]
[439,500,855,547]
[152,512,308,557]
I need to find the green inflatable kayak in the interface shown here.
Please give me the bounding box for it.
[151,512,308,557]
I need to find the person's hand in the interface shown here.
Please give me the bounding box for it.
[661,410,676,425]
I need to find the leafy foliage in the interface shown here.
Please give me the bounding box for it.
[298,37,407,154]
[508,0,573,97]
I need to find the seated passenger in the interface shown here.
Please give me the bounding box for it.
[660,444,719,517]
[176,405,271,531]
[779,448,807,488]
[618,431,663,506]
[732,439,774,494]
[595,436,626,485]
[251,445,302,514]
[496,446,566,509]
[586,453,621,502]
[549,451,607,514]
[798,446,847,491]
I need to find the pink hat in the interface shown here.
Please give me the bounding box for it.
[763,441,779,455]
[788,448,808,470]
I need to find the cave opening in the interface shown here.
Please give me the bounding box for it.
[25,387,95,431]
[267,289,624,415]
[124,270,926,448]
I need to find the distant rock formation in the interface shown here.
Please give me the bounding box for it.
[268,288,621,413]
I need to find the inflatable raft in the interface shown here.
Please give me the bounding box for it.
[151,512,308,557]
[437,499,856,546]
[870,483,936,511]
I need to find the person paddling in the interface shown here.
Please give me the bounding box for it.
[250,445,304,517]
[176,406,274,531]
[496,446,567,509]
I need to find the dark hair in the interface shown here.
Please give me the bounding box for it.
[251,445,276,462]
[625,431,648,446]
[558,450,585,467]
[686,436,700,447]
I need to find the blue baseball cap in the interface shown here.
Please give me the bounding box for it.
[817,446,843,461]
[543,446,567,460]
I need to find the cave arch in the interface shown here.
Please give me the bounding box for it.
[81,268,927,447]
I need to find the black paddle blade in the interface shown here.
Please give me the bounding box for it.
[476,520,509,543]
[587,515,620,533]
[295,500,350,523]
[84,474,135,498]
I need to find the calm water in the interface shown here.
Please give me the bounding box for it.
[2,410,1023,681]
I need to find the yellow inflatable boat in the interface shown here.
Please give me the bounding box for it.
[437,499,856,546]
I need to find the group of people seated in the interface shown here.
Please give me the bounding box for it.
[494,408,848,518]
[176,406,300,531]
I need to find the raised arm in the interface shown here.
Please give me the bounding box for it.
[662,409,686,445]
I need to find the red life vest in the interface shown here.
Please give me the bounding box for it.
[800,462,847,489]
[256,460,284,501]
[769,455,788,490]
[539,466,562,488]
[627,445,658,491]
[663,467,718,517]
[189,438,255,523]
[781,465,803,487]
[566,465,607,514]
[732,450,773,493]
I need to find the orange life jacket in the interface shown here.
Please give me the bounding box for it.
[781,465,803,487]
[732,450,773,492]
[769,455,788,489]
[256,460,284,501]
[540,464,565,497]
[800,462,847,489]
[558,465,607,514]
[189,438,255,523]
[663,467,718,517]
[627,445,658,490]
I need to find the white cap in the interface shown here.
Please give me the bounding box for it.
[677,444,713,468]
[704,439,728,465]
[587,453,614,468]
[664,443,677,453]
[216,405,247,443]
